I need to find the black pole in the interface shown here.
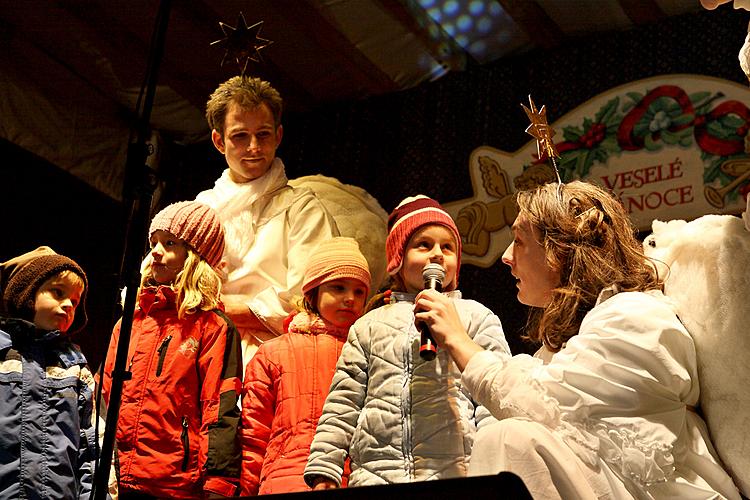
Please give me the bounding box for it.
[91,1,172,498]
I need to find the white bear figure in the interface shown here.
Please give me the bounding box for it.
[289,175,389,292]
[643,213,750,497]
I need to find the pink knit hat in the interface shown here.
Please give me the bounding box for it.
[149,201,225,268]
[302,237,371,297]
[386,195,462,278]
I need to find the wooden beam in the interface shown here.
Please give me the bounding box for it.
[495,0,565,50]
[617,0,667,25]
[376,0,471,71]
[276,0,400,96]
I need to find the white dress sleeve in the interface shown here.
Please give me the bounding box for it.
[462,291,702,485]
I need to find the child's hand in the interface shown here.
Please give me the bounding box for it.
[414,289,466,346]
[414,289,483,371]
[311,477,338,490]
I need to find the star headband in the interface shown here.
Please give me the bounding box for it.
[521,95,563,199]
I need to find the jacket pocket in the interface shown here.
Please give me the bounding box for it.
[155,335,172,376]
[180,415,190,472]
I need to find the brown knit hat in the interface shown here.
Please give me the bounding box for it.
[386,195,462,279]
[302,237,371,297]
[0,246,89,332]
[149,201,225,268]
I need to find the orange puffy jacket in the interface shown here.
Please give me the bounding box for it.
[240,311,350,495]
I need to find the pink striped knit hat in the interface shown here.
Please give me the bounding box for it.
[386,195,462,278]
[149,201,225,268]
[302,237,371,297]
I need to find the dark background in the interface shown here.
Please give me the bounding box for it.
[2,6,748,370]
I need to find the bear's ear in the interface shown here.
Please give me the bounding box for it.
[651,219,666,231]
[643,219,671,253]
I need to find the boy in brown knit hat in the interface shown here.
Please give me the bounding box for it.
[0,246,96,498]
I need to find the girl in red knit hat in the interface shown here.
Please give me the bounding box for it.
[304,195,511,490]
[240,236,370,495]
[100,201,243,499]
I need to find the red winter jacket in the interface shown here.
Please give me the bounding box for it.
[101,286,242,498]
[240,311,350,495]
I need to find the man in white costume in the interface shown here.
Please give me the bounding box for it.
[197,76,338,365]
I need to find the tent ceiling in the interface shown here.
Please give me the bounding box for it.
[1,0,704,145]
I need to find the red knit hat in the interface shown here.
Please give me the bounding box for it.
[302,237,371,297]
[386,195,462,278]
[149,201,225,268]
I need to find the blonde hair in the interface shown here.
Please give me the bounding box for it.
[140,246,222,319]
[206,76,283,135]
[517,181,661,351]
[57,269,85,290]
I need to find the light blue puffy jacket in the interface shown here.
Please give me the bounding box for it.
[304,291,510,487]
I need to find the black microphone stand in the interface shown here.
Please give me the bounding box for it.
[91,1,172,498]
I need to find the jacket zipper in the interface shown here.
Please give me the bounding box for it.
[403,325,415,480]
[155,334,172,376]
[181,416,190,472]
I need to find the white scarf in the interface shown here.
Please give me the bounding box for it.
[196,158,287,268]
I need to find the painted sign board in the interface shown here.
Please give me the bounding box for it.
[444,75,750,267]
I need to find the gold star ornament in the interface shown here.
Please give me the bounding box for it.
[521,95,560,161]
[211,12,273,77]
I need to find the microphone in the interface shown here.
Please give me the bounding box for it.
[419,263,445,361]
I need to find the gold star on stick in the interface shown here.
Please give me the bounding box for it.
[211,12,273,77]
[521,95,560,161]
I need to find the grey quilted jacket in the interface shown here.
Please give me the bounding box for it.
[304,291,510,487]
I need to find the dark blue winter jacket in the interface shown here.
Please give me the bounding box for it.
[0,317,96,499]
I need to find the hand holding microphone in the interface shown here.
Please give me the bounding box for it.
[418,262,445,361]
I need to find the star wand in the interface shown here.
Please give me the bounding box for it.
[521,95,562,186]
[211,12,273,77]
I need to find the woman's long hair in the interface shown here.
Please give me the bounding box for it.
[140,246,222,319]
[519,181,661,352]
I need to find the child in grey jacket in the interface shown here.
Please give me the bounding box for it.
[304,195,511,489]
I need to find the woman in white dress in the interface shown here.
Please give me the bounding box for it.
[414,181,740,499]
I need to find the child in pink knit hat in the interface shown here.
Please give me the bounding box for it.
[100,201,243,499]
[304,195,511,490]
[240,237,370,495]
